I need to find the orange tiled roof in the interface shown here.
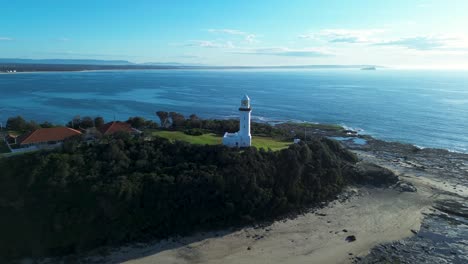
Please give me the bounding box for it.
[99,122,134,136]
[18,127,82,145]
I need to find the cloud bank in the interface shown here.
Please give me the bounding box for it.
[235,47,332,57]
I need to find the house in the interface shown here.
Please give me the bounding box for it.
[16,127,82,148]
[99,121,141,136]
[6,134,18,145]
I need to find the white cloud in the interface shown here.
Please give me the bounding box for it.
[375,36,447,50]
[207,29,246,35]
[186,40,236,49]
[375,34,468,51]
[207,28,258,44]
[302,28,468,52]
[234,47,333,57]
[300,29,384,44]
[0,37,13,41]
[245,34,257,44]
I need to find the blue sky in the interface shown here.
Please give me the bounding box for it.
[1,0,468,68]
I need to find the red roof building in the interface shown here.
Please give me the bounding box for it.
[18,127,82,146]
[99,122,136,136]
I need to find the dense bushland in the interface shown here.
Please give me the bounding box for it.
[0,134,359,259]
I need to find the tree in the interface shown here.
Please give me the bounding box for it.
[127,117,146,129]
[189,114,199,121]
[144,120,159,129]
[40,121,54,128]
[80,116,94,129]
[94,117,105,129]
[67,116,81,129]
[169,112,185,128]
[25,121,40,131]
[188,114,201,128]
[156,111,170,128]
[6,116,27,131]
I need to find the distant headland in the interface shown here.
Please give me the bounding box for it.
[0,58,381,73]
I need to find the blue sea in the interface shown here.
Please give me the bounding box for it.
[0,69,467,153]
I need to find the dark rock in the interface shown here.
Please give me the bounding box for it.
[247,246,251,250]
[395,181,417,192]
[346,235,356,242]
[343,229,348,232]
[411,229,418,235]
[349,252,353,255]
[351,162,398,186]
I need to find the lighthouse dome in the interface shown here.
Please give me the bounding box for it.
[240,94,250,109]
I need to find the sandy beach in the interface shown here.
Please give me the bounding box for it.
[125,188,428,264]
[84,180,432,264]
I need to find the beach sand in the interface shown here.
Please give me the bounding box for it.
[90,182,431,264]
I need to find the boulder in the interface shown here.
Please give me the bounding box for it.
[395,181,417,192]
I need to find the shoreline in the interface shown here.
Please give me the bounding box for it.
[56,184,433,264]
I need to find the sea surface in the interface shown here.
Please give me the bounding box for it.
[0,69,467,152]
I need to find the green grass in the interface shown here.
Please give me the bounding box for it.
[151,131,221,145]
[251,137,291,151]
[150,130,290,151]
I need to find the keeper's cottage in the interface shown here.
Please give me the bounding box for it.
[223,95,252,147]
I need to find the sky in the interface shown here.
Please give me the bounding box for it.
[1,0,468,68]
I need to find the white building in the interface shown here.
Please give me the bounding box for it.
[223,95,252,147]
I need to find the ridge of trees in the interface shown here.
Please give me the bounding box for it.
[5,111,289,140]
[0,134,360,260]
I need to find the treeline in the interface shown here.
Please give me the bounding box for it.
[155,111,282,137]
[4,116,54,132]
[5,115,159,132]
[65,116,159,130]
[0,135,361,259]
[5,112,283,140]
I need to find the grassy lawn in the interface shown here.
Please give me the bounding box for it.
[150,130,290,151]
[151,131,221,145]
[251,136,291,151]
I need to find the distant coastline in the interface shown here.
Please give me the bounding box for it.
[361,66,376,70]
[0,60,380,73]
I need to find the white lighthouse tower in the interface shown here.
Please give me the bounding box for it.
[222,95,252,147]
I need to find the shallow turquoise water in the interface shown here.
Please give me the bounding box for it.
[0,69,467,152]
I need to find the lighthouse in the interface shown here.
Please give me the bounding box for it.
[222,95,252,147]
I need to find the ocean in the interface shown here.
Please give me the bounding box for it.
[0,69,467,152]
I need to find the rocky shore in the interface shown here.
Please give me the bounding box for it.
[334,134,468,264]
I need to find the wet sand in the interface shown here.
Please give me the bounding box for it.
[86,183,431,264]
